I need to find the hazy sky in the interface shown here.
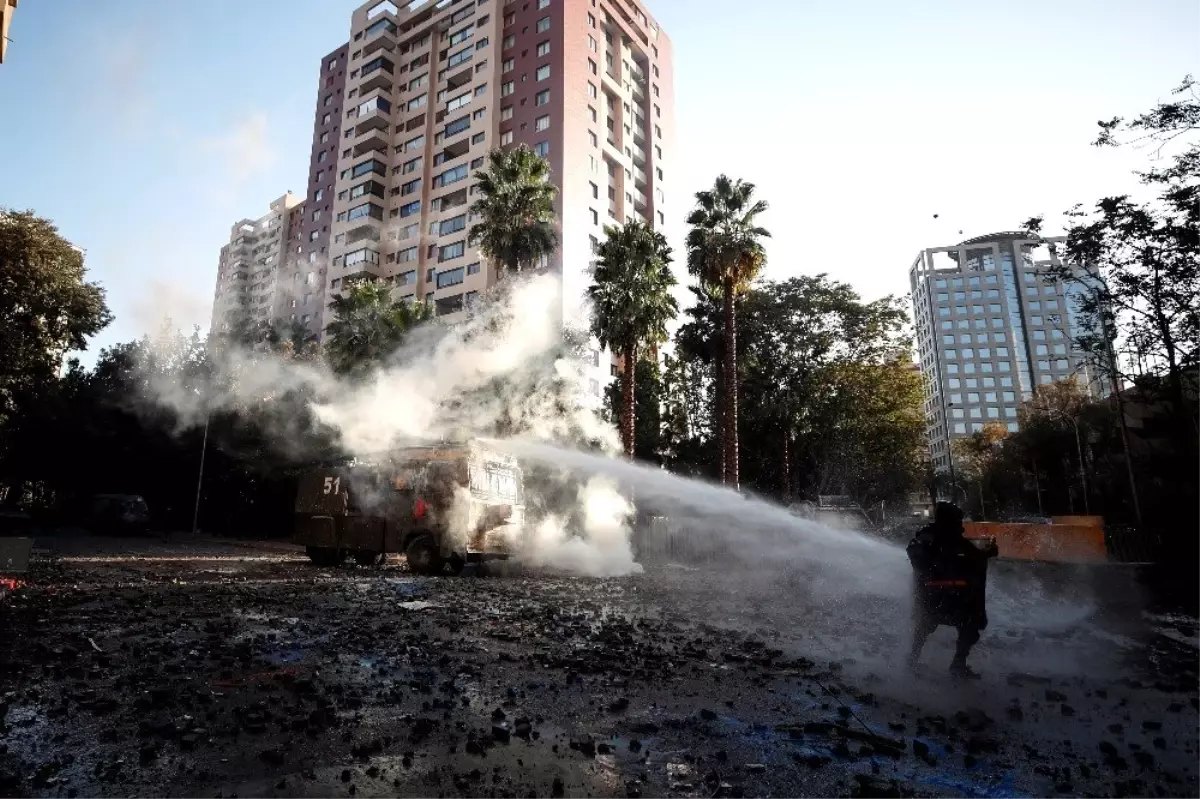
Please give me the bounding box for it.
[1,0,1196,360]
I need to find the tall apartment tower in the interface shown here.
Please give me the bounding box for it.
[210,192,307,334]
[315,0,673,398]
[291,43,352,339]
[910,232,1106,474]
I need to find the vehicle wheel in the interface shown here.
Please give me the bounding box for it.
[354,549,384,566]
[405,535,443,575]
[446,554,466,575]
[307,546,346,566]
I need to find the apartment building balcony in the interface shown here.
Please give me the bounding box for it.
[358,56,395,93]
[632,189,648,212]
[355,96,392,131]
[342,245,381,269]
[340,265,385,285]
[432,137,469,167]
[352,126,389,157]
[631,142,646,166]
[629,77,645,100]
[343,204,384,242]
[362,17,398,55]
[633,165,647,188]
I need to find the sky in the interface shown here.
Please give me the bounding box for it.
[1,0,1196,363]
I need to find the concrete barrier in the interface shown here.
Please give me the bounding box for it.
[964,521,1108,564]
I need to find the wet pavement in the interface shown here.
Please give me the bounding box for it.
[0,533,1196,797]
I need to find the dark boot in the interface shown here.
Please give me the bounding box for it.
[908,619,934,672]
[950,626,982,679]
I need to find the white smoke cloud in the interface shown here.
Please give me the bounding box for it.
[515,477,642,577]
[139,272,634,575]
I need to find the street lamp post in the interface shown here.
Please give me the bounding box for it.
[191,413,210,536]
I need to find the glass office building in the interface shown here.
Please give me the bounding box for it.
[910,232,1107,474]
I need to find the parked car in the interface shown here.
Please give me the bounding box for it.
[86,494,151,535]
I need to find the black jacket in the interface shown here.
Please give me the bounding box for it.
[907,525,998,629]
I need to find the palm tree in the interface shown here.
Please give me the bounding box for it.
[588,220,677,458]
[324,280,433,376]
[468,144,559,277]
[685,175,770,488]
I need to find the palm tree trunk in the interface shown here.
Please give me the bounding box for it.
[781,432,791,503]
[621,343,637,459]
[722,277,739,489]
[714,360,726,482]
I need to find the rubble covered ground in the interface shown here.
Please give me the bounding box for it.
[1,533,1197,798]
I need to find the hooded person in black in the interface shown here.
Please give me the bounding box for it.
[906,501,999,678]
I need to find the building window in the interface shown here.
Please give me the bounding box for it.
[590,182,598,199]
[500,130,513,145]
[436,266,466,288]
[589,59,597,75]
[502,33,515,49]
[589,131,597,147]
[534,140,549,156]
[400,201,421,217]
[587,82,597,99]
[537,40,550,57]
[535,114,550,131]
[536,65,550,81]
[590,208,598,225]
[536,16,550,32]
[398,247,418,262]
[501,81,514,97]
[501,105,513,120]
[588,12,596,27]
[438,241,466,263]
[535,89,550,106]
[503,57,514,73]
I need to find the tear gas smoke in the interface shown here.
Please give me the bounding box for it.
[140,273,634,574]
[513,477,642,577]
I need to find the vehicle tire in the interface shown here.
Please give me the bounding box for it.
[446,554,467,576]
[307,546,346,566]
[405,535,443,575]
[354,549,384,567]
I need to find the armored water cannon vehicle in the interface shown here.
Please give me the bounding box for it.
[294,440,524,574]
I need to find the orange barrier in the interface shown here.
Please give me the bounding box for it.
[1050,515,1104,528]
[965,521,1108,564]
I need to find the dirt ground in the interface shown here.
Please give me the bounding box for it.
[1,531,1196,798]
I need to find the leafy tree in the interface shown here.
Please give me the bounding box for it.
[685,175,770,488]
[468,145,559,277]
[673,284,727,477]
[603,356,665,463]
[736,277,921,508]
[669,275,924,509]
[0,210,111,426]
[323,280,433,376]
[951,423,1009,519]
[1022,76,1198,548]
[1026,376,1093,513]
[587,220,677,457]
[660,352,709,473]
